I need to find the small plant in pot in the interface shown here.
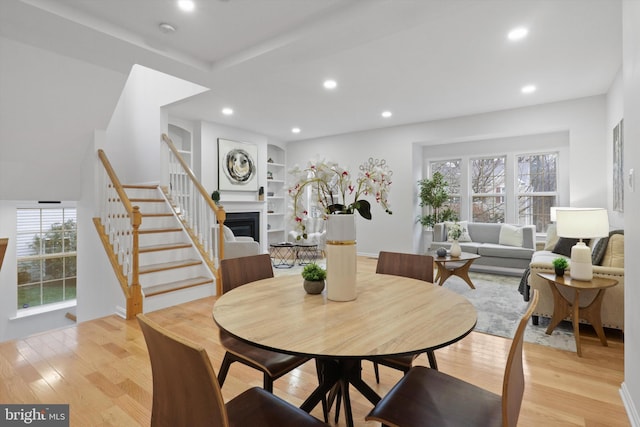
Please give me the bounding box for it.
[552,257,569,276]
[301,263,326,294]
[211,190,221,206]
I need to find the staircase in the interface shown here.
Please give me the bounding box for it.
[124,185,214,312]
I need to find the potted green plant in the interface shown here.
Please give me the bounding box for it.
[417,172,457,229]
[301,263,326,294]
[552,257,569,276]
[211,190,221,206]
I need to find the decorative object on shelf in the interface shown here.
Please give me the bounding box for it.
[267,171,273,180]
[325,213,357,301]
[301,263,326,294]
[552,257,568,276]
[218,138,258,191]
[267,192,275,197]
[436,247,447,258]
[258,186,264,201]
[555,208,609,281]
[211,190,221,206]
[417,171,457,229]
[268,157,274,163]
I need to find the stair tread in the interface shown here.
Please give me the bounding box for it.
[140,259,203,274]
[139,227,182,234]
[144,276,213,297]
[129,198,165,202]
[123,184,158,189]
[139,242,193,253]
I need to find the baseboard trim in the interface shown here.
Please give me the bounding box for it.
[620,382,640,427]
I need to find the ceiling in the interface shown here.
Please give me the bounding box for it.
[0,0,622,142]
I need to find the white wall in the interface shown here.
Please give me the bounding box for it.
[196,120,285,247]
[104,65,208,185]
[288,95,609,257]
[607,70,625,229]
[0,37,125,201]
[621,1,640,424]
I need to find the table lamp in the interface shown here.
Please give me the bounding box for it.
[555,208,609,281]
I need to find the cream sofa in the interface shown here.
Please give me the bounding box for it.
[527,231,624,331]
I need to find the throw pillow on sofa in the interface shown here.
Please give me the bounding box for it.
[444,221,472,242]
[600,233,624,268]
[551,237,589,257]
[498,224,523,247]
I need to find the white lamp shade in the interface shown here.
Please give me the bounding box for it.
[555,208,609,239]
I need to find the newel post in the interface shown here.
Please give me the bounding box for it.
[128,206,143,319]
[216,208,226,295]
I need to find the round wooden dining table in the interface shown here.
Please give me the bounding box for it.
[213,271,477,427]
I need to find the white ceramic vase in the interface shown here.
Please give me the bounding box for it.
[450,240,462,257]
[325,214,357,301]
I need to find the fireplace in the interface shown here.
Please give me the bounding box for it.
[225,211,260,242]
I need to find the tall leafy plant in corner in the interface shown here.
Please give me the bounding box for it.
[418,171,457,228]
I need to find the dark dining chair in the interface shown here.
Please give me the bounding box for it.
[137,314,327,427]
[217,254,310,392]
[371,251,437,382]
[366,289,539,427]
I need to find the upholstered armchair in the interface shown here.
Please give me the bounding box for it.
[222,225,261,259]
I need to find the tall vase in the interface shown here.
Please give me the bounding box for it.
[450,239,462,258]
[325,214,357,301]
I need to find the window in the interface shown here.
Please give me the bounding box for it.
[471,156,506,223]
[517,153,558,232]
[16,207,77,309]
[431,159,461,218]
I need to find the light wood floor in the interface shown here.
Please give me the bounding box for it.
[0,257,629,426]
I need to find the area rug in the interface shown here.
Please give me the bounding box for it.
[274,263,576,352]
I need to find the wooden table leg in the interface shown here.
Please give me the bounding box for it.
[434,260,476,288]
[580,289,609,346]
[545,281,570,334]
[572,290,582,357]
[452,260,476,289]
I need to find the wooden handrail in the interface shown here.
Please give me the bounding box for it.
[161,134,224,220]
[96,149,143,319]
[97,149,134,216]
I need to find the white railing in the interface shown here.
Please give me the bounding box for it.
[161,134,224,292]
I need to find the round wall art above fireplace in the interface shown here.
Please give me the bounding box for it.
[225,148,255,183]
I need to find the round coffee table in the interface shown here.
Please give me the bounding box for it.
[426,251,480,289]
[269,242,296,268]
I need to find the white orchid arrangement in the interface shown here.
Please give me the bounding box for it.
[288,158,393,239]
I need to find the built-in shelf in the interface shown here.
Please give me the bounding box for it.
[267,145,287,244]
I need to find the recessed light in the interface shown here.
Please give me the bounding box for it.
[159,23,176,34]
[508,27,528,41]
[177,0,195,12]
[521,84,537,94]
[222,107,233,115]
[323,79,337,90]
[381,111,392,118]
[291,127,301,134]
